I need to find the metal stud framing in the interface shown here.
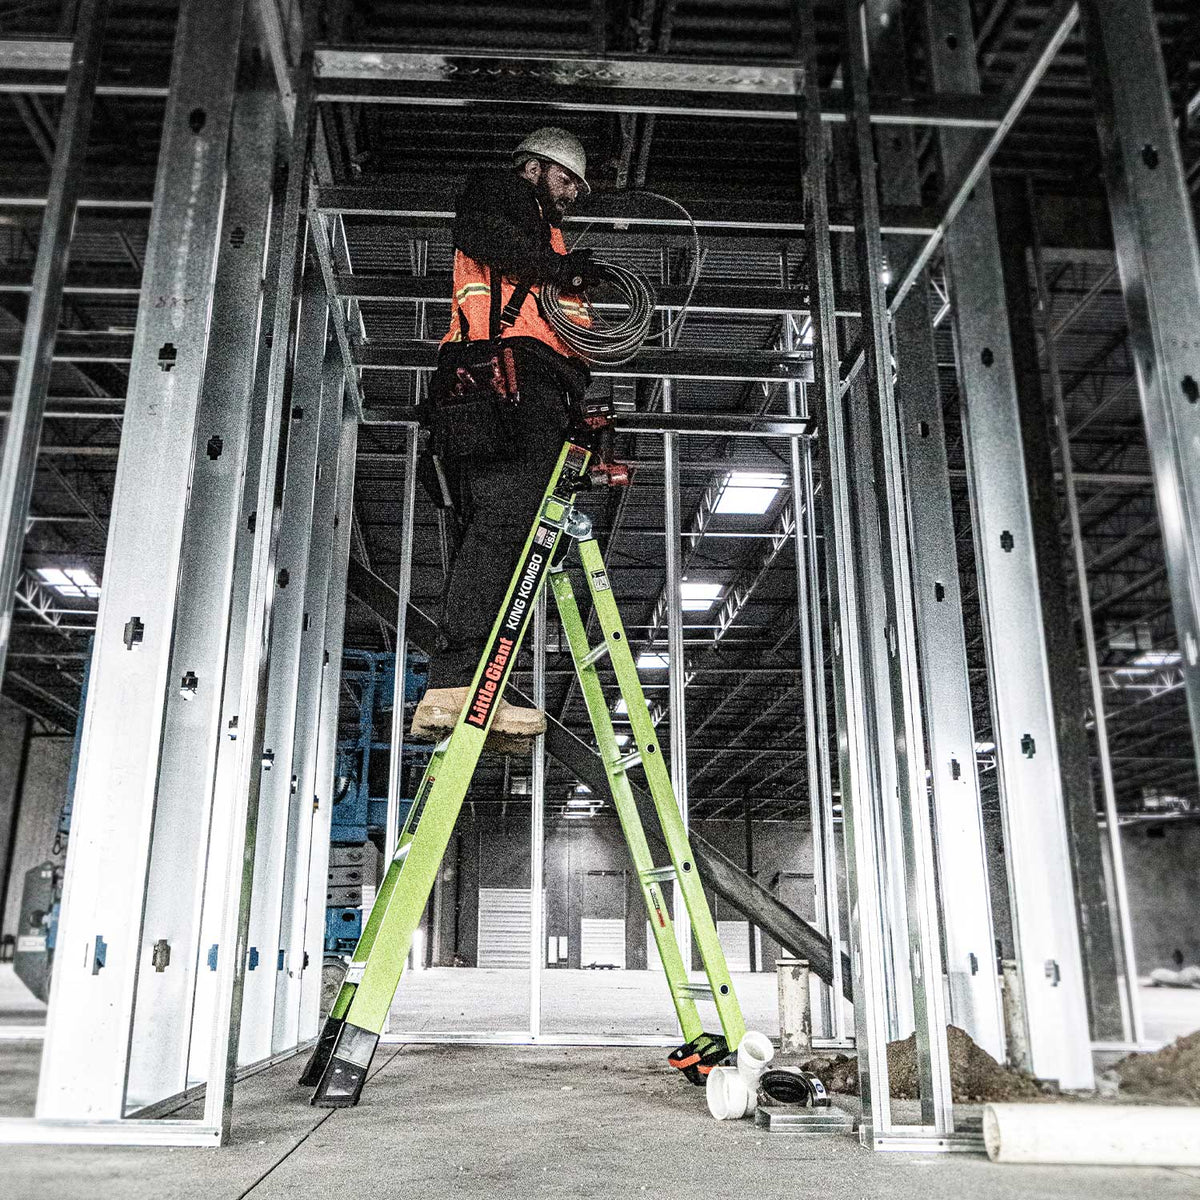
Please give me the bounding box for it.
[298,408,359,1040]
[272,353,346,1053]
[1080,0,1200,794]
[125,72,277,1111]
[866,0,1004,1062]
[922,0,1094,1089]
[239,261,329,1066]
[0,0,108,688]
[799,0,898,1138]
[840,0,955,1137]
[8,0,1198,1150]
[30,0,248,1129]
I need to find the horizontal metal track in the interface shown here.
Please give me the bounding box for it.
[356,340,814,383]
[337,273,861,318]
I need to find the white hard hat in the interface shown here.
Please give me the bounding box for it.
[514,126,590,195]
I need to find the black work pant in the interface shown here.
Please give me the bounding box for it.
[426,369,570,691]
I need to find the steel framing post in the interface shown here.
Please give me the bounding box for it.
[206,0,321,1134]
[845,371,913,1043]
[187,164,287,1086]
[239,258,329,1066]
[866,0,1004,1062]
[663,386,691,973]
[0,0,108,688]
[921,0,1095,1088]
[1080,0,1200,786]
[530,589,547,1037]
[34,0,248,1125]
[384,425,420,863]
[124,68,277,1110]
[798,0,897,1136]
[298,409,358,1040]
[273,353,346,1053]
[785,355,847,1042]
[1028,187,1143,1047]
[993,178,1123,1042]
[840,0,953,1133]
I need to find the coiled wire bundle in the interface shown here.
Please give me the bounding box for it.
[539,191,701,367]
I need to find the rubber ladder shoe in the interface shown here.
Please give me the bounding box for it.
[410,686,547,752]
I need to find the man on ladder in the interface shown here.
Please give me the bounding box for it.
[411,126,602,751]
[299,128,751,1108]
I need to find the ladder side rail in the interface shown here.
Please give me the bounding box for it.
[302,441,590,1103]
[576,537,747,1050]
[548,565,703,1042]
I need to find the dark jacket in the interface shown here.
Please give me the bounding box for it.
[445,168,590,399]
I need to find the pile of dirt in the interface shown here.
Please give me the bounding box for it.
[1112,1031,1200,1102]
[800,1024,1042,1102]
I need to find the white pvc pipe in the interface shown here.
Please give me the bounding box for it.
[737,1030,775,1091]
[706,1066,755,1121]
[984,1104,1200,1166]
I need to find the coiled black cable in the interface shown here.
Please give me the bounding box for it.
[540,191,702,366]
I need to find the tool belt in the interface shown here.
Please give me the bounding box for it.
[668,1032,730,1086]
[427,268,533,462]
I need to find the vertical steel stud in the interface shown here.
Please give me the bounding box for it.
[36,0,248,1123]
[866,0,1004,1062]
[921,0,1095,1088]
[239,258,329,1066]
[0,0,109,686]
[1081,0,1200,796]
[125,71,276,1110]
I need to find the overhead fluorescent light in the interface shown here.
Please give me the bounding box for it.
[636,651,669,669]
[680,580,723,611]
[37,566,101,599]
[1132,650,1181,668]
[713,472,787,516]
[614,733,631,747]
[574,784,591,794]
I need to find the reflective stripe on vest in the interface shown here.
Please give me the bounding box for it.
[441,225,591,358]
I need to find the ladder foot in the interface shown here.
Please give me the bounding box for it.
[667,1032,730,1086]
[309,1022,380,1107]
[297,1014,343,1087]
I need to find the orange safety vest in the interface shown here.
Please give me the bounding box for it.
[440,225,591,359]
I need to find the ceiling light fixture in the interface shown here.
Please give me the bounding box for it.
[36,566,101,600]
[679,580,724,611]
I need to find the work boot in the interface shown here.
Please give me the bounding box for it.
[410,686,469,743]
[410,686,546,751]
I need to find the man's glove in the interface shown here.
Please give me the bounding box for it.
[553,248,603,294]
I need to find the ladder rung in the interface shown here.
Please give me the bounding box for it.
[580,641,610,668]
[640,865,676,884]
[613,749,642,772]
[675,983,714,1000]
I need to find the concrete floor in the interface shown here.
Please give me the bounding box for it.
[1,1042,1199,1199]
[3,965,1199,1199]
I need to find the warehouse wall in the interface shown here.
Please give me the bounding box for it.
[0,698,31,939]
[432,805,815,971]
[0,712,72,942]
[1121,822,1200,972]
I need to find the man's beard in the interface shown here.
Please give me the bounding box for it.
[535,175,569,226]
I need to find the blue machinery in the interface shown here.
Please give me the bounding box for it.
[15,645,430,982]
[325,650,430,953]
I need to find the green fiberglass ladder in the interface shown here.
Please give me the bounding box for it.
[300,439,746,1106]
